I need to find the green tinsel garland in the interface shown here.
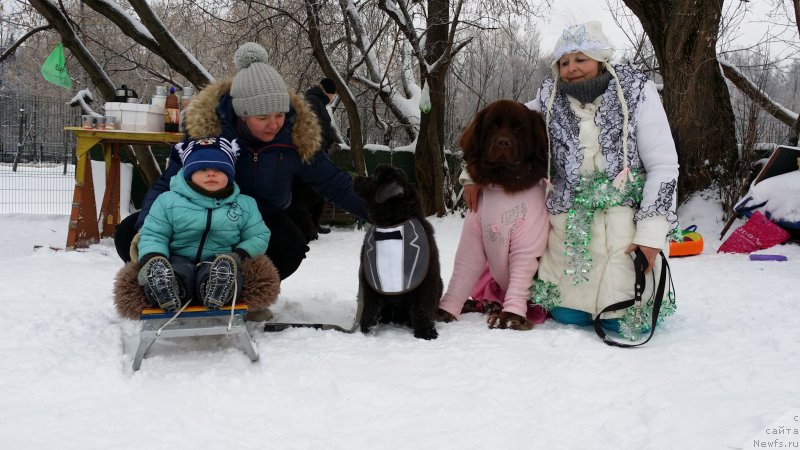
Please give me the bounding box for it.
[529,278,561,310]
[564,171,644,285]
[669,227,684,243]
[618,291,677,340]
[530,277,678,341]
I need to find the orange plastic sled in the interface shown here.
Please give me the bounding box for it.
[669,225,704,257]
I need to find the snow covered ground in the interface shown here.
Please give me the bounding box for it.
[0,192,798,450]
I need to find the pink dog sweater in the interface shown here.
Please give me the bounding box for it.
[440,181,548,319]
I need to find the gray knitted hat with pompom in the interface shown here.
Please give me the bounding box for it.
[230,42,290,117]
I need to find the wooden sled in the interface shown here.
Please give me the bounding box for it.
[132,304,258,371]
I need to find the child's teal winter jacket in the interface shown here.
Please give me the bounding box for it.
[138,169,270,262]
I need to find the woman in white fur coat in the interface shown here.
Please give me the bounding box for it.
[463,22,678,338]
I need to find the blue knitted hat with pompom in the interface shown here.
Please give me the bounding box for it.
[230,42,290,117]
[177,137,240,182]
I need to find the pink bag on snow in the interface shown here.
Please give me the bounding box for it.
[718,210,790,254]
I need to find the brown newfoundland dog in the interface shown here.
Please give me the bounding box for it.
[438,100,550,330]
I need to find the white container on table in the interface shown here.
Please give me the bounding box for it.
[104,102,165,132]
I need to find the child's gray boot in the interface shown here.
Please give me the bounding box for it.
[202,254,238,309]
[138,256,181,312]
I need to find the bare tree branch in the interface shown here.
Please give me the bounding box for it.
[81,0,159,50]
[719,57,799,128]
[448,37,472,64]
[0,24,52,63]
[127,0,213,87]
[378,0,423,65]
[76,0,214,88]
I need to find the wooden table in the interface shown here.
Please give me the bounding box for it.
[65,127,182,249]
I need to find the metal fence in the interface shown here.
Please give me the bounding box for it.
[0,92,80,214]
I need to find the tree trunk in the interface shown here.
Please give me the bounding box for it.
[790,0,800,145]
[414,0,449,216]
[624,0,737,203]
[790,117,800,146]
[305,0,366,176]
[128,145,162,187]
[415,73,447,216]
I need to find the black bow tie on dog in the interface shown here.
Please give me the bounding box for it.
[374,230,402,241]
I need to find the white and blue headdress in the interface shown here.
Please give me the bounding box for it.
[175,136,240,181]
[550,21,614,66]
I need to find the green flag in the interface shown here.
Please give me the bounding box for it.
[40,43,72,90]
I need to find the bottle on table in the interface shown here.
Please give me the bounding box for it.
[164,86,180,132]
[151,86,167,107]
[179,86,194,134]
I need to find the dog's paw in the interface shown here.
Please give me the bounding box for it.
[487,311,533,331]
[482,301,503,316]
[414,327,438,340]
[461,299,503,315]
[435,309,456,323]
[359,320,375,335]
[461,299,482,314]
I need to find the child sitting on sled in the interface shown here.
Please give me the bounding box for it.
[136,136,270,312]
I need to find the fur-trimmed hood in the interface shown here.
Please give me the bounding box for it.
[185,78,322,163]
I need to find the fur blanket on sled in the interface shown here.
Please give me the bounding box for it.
[113,255,281,320]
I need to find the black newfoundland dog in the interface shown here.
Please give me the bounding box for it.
[354,165,442,340]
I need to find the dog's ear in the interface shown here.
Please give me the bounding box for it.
[375,181,404,204]
[529,110,548,157]
[458,106,488,154]
[353,175,373,197]
[529,109,546,140]
[528,109,549,180]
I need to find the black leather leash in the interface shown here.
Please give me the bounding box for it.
[593,249,673,348]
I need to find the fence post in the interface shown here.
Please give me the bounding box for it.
[12,108,26,172]
[63,142,69,175]
[28,103,42,163]
[33,104,41,163]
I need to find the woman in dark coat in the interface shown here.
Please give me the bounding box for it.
[115,43,367,292]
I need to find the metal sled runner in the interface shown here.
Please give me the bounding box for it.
[133,304,258,371]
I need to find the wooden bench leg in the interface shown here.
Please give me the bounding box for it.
[99,143,121,238]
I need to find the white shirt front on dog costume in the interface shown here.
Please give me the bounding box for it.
[374,225,404,293]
